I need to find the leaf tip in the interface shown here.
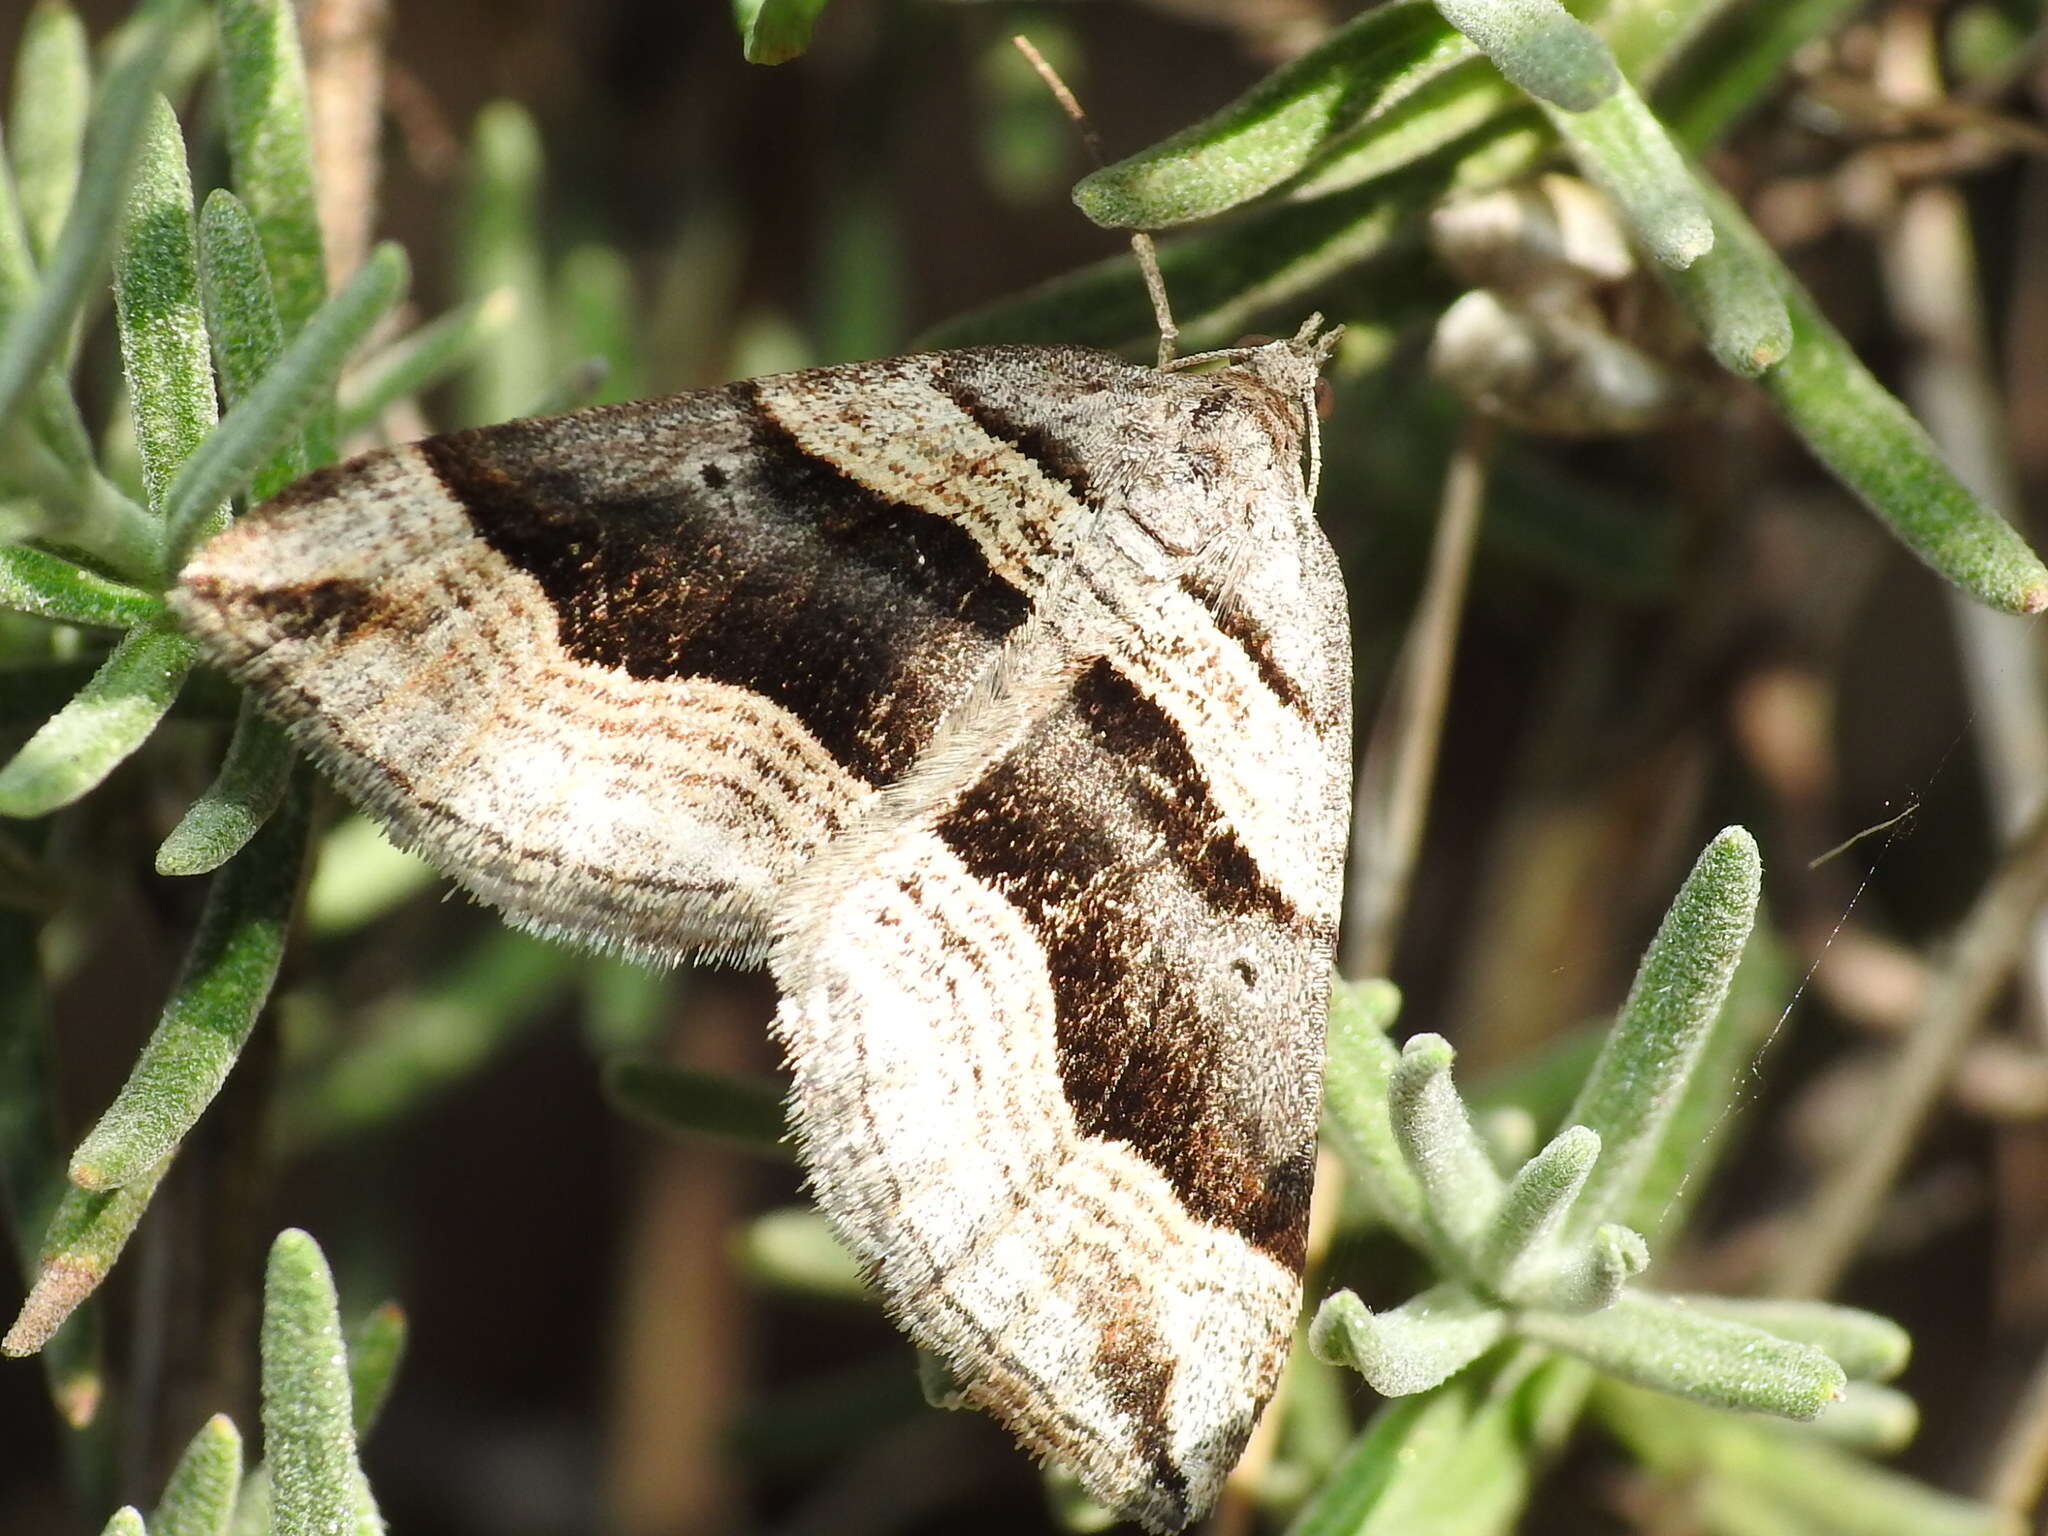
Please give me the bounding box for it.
[5,1259,97,1356]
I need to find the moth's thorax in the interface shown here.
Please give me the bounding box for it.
[1108,367,1310,561]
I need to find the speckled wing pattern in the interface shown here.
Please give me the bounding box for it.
[172,337,1352,1531]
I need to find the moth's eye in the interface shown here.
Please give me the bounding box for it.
[1231,957,1259,988]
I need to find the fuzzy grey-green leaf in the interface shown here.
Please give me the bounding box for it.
[1391,1032,1504,1257]
[0,545,163,630]
[4,1154,170,1355]
[8,1,92,264]
[1543,76,1712,269]
[262,1229,380,1536]
[1675,1297,1910,1383]
[69,777,310,1188]
[1433,0,1620,111]
[215,0,332,468]
[1310,1283,1508,1395]
[154,1413,242,1536]
[115,96,219,526]
[1697,175,2048,614]
[155,698,294,876]
[196,189,302,501]
[1562,827,1761,1241]
[0,0,195,442]
[1322,977,1431,1244]
[1521,1290,1844,1419]
[1477,1123,1599,1296]
[1073,1,1475,229]
[0,619,196,818]
[163,241,407,565]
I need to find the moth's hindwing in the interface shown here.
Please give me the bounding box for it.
[173,340,1352,1531]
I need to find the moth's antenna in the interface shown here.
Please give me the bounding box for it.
[1010,35,1180,370]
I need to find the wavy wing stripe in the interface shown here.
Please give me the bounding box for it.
[174,445,874,962]
[1089,572,1339,926]
[774,828,1297,1532]
[752,360,1097,599]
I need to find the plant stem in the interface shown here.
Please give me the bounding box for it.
[1772,798,2048,1298]
[1343,415,1494,978]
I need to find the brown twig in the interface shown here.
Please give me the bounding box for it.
[301,0,391,284]
[1341,414,1497,979]
[1770,796,2048,1298]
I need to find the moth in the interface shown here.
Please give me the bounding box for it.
[172,319,1353,1531]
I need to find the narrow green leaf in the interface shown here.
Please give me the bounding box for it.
[734,0,832,64]
[1674,1297,1910,1383]
[196,189,302,502]
[1803,1381,1918,1453]
[1563,827,1761,1241]
[1534,1221,1649,1312]
[605,1059,794,1158]
[1073,1,1475,229]
[1287,1350,1591,1536]
[555,244,643,404]
[3,1154,170,1356]
[301,814,433,935]
[154,1413,243,1536]
[1321,976,1432,1244]
[1433,0,1620,111]
[1624,925,1788,1237]
[283,928,573,1147]
[1699,178,2048,613]
[935,126,1541,353]
[1476,1123,1599,1295]
[67,777,309,1189]
[1596,1379,2019,1536]
[214,0,326,339]
[262,1230,381,1536]
[162,241,408,567]
[215,0,332,467]
[1287,62,1523,203]
[98,1508,145,1536]
[116,96,220,531]
[1657,0,1868,151]
[458,102,549,429]
[1542,75,1713,268]
[0,412,160,581]
[1310,1283,1508,1395]
[336,289,514,436]
[1654,177,1792,375]
[0,619,196,818]
[738,1207,868,1301]
[0,545,163,630]
[155,699,293,876]
[9,1,93,264]
[1520,1290,1844,1418]
[346,1302,406,1439]
[1390,1032,1503,1256]
[0,153,96,481]
[0,0,194,440]
[0,894,103,1421]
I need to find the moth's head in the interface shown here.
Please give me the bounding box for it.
[1121,317,1341,558]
